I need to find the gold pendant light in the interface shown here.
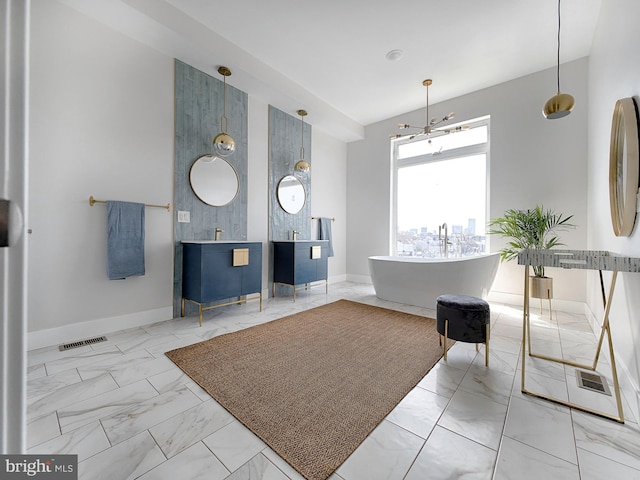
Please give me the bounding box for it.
[294,109,310,173]
[543,0,575,119]
[213,66,236,156]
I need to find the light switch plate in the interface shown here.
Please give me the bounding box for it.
[178,211,190,223]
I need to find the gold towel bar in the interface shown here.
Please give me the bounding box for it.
[89,195,171,212]
[311,216,335,221]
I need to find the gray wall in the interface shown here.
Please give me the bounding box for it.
[586,0,640,418]
[347,59,589,302]
[174,60,248,317]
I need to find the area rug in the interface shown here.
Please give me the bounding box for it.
[165,299,447,480]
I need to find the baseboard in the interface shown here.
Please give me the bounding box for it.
[584,304,640,422]
[28,306,173,351]
[487,290,585,314]
[328,274,347,284]
[345,274,372,284]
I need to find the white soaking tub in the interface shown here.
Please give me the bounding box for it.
[368,253,500,309]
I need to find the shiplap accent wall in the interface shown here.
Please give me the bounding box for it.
[174,60,248,317]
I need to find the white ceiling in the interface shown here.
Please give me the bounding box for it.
[59,0,602,141]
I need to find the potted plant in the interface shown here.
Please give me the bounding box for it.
[488,205,574,308]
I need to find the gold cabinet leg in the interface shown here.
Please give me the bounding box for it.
[199,304,203,327]
[181,298,185,317]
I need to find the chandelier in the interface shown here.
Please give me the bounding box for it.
[391,79,466,142]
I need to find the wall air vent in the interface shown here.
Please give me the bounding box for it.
[59,336,107,351]
[576,370,611,396]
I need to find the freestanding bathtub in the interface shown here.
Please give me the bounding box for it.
[368,253,500,309]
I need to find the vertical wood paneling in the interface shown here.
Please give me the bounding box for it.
[174,60,248,317]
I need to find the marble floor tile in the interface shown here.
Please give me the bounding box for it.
[77,431,165,480]
[517,353,567,382]
[473,348,518,376]
[145,334,202,357]
[225,453,289,480]
[44,345,124,375]
[137,442,230,480]
[572,410,640,470]
[488,334,522,355]
[116,333,181,354]
[337,420,424,480]
[438,342,478,370]
[577,447,640,480]
[494,436,580,480]
[24,283,640,480]
[503,396,577,464]
[405,426,496,480]
[149,399,234,458]
[58,379,159,433]
[27,373,119,420]
[416,362,467,398]
[458,364,515,406]
[26,411,60,449]
[76,349,155,381]
[510,371,570,412]
[27,344,93,368]
[27,363,47,380]
[27,368,83,402]
[261,447,306,480]
[202,420,267,473]
[385,386,449,439]
[28,422,111,462]
[87,327,149,351]
[438,389,508,450]
[109,356,175,386]
[101,386,202,445]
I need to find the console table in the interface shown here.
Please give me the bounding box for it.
[518,249,640,423]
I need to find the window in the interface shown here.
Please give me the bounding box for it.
[392,116,490,257]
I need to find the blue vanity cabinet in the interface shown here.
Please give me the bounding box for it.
[272,240,328,300]
[182,241,262,325]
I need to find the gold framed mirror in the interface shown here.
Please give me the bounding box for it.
[609,97,639,236]
[277,175,305,214]
[189,155,239,207]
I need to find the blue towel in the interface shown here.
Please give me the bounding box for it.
[107,201,145,280]
[318,217,334,257]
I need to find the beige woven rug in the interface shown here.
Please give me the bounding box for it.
[166,299,446,480]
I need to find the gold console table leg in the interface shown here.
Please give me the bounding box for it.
[521,265,624,423]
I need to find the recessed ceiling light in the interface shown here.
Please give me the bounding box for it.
[386,49,403,61]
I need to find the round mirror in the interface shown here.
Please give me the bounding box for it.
[190,155,239,207]
[277,175,305,214]
[609,98,639,236]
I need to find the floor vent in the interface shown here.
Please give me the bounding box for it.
[59,336,107,351]
[576,370,611,396]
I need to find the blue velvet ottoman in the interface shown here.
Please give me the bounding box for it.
[436,294,490,366]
